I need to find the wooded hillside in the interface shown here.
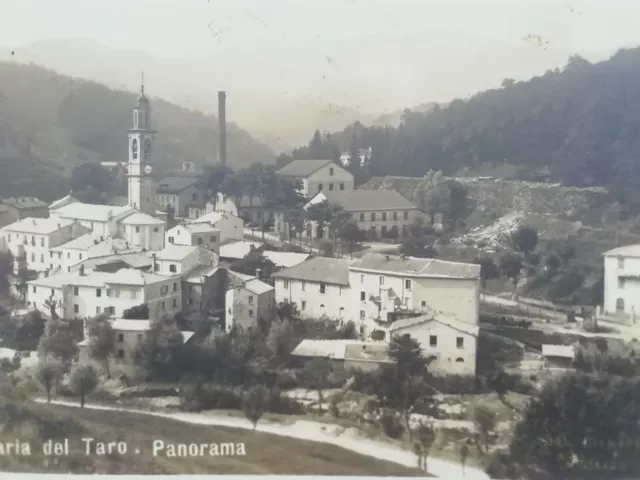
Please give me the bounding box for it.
[290,49,640,212]
[0,62,274,201]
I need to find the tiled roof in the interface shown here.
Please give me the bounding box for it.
[276,159,334,177]
[291,339,390,361]
[311,189,417,212]
[272,256,353,286]
[52,203,134,222]
[190,211,241,225]
[263,251,310,268]
[120,212,165,225]
[154,244,199,261]
[542,344,575,358]
[1,217,75,235]
[219,241,263,260]
[389,312,479,337]
[2,197,48,209]
[156,177,199,194]
[351,253,480,279]
[603,244,640,258]
[29,268,171,289]
[344,343,392,363]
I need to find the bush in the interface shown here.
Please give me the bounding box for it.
[379,409,404,439]
[266,387,306,415]
[426,374,477,394]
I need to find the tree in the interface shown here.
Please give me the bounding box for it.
[0,251,13,295]
[413,421,436,471]
[230,251,277,279]
[70,161,115,200]
[510,373,640,478]
[35,356,64,403]
[473,257,500,290]
[69,363,99,408]
[87,316,115,379]
[318,240,334,258]
[302,358,333,414]
[510,225,539,256]
[38,318,80,367]
[337,221,362,258]
[134,316,185,381]
[473,405,497,454]
[43,296,60,320]
[242,384,270,430]
[266,318,294,358]
[305,201,332,240]
[499,254,523,295]
[122,304,149,320]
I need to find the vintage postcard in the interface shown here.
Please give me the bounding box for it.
[0,1,637,478]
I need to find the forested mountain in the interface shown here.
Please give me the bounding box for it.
[0,62,274,201]
[289,49,640,212]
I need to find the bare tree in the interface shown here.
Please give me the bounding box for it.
[35,356,64,403]
[69,363,99,407]
[87,316,115,379]
[242,384,269,430]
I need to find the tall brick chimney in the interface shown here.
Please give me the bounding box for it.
[218,91,227,166]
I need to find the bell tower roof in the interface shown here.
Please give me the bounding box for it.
[135,74,149,108]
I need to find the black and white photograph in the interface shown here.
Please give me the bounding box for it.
[0,1,639,478]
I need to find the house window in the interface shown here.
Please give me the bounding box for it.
[173,298,177,308]
[31,253,35,262]
[359,213,364,222]
[320,283,326,294]
[106,289,112,297]
[421,300,427,308]
[360,291,366,301]
[130,290,137,300]
[78,253,82,260]
[96,288,102,297]
[283,280,289,288]
[301,281,306,291]
[382,212,387,221]
[456,358,464,363]
[318,184,323,191]
[457,337,464,348]
[117,349,125,359]
[74,304,79,314]
[320,304,325,314]
[360,310,365,319]
[301,301,306,311]
[74,286,79,296]
[32,286,36,293]
[405,279,411,290]
[619,278,626,289]
[249,309,254,316]
[430,335,437,347]
[381,226,387,236]
[40,237,44,247]
[330,167,334,176]
[169,264,177,273]
[161,285,169,296]
[118,333,124,342]
[404,211,409,220]
[114,289,120,298]
[248,295,254,304]
[168,236,175,244]
[105,306,115,315]
[211,236,217,243]
[393,212,398,220]
[135,226,140,233]
[161,301,166,310]
[379,276,385,285]
[371,213,376,221]
[198,238,203,245]
[173,282,178,292]
[137,334,143,341]
[340,183,345,190]
[616,298,625,312]
[618,257,625,269]
[96,306,101,314]
[153,227,159,233]
[339,307,344,318]
[329,183,334,191]
[67,253,71,259]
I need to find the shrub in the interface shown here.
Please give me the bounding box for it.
[380,409,404,439]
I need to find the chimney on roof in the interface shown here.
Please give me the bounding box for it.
[255,268,261,279]
[218,91,227,166]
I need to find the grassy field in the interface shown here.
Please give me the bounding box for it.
[0,401,421,475]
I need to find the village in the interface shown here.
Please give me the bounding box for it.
[0,85,639,479]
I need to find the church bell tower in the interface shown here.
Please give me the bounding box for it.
[127,78,157,216]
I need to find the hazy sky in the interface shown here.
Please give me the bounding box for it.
[3,0,640,58]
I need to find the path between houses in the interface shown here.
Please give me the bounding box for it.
[35,399,492,480]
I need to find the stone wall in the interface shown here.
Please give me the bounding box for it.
[362,176,610,218]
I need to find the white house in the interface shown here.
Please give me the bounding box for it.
[26,268,182,320]
[0,217,91,274]
[349,253,481,339]
[190,211,244,242]
[276,159,354,198]
[272,256,354,322]
[602,244,640,318]
[389,313,479,376]
[152,244,219,277]
[225,278,275,332]
[165,223,220,254]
